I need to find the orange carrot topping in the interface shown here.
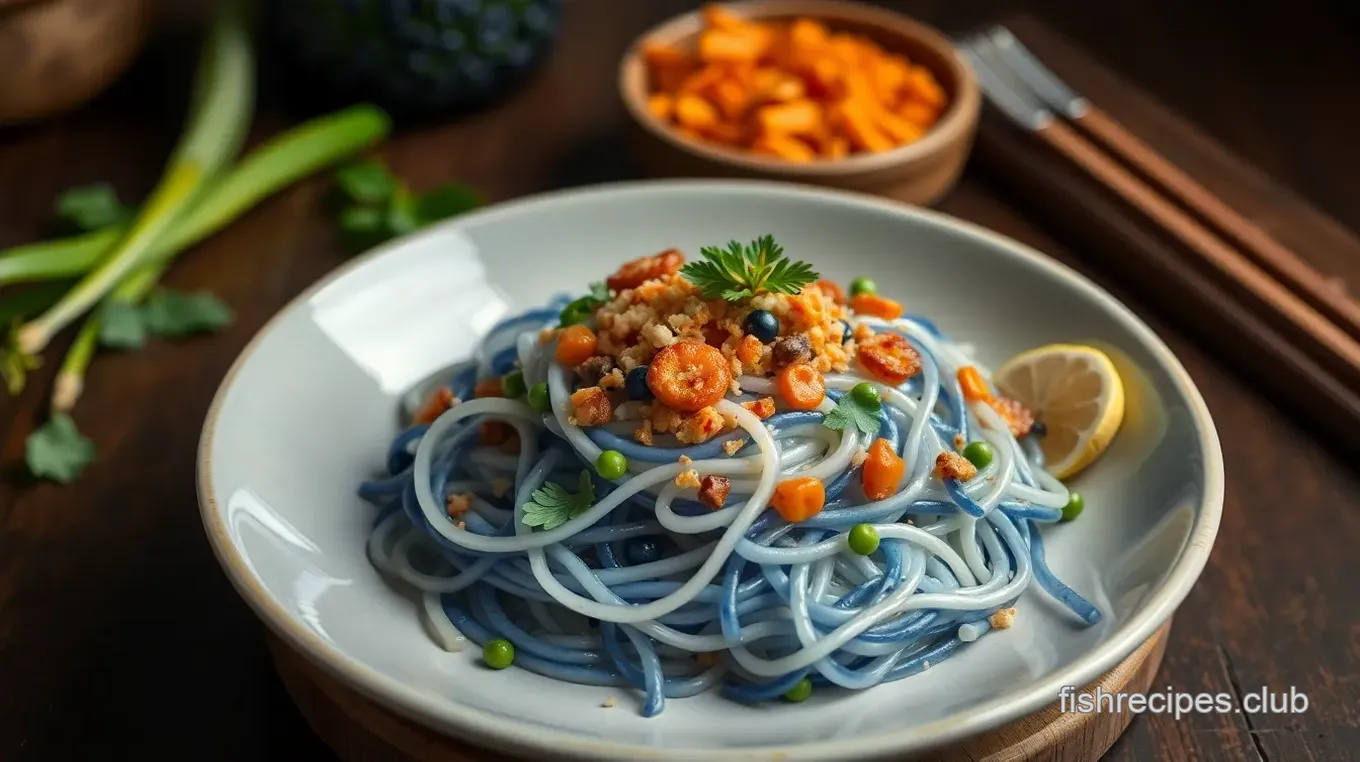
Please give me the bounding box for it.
[414,387,457,424]
[857,332,921,385]
[771,476,826,523]
[776,362,826,410]
[474,377,504,399]
[647,341,732,413]
[956,366,991,402]
[848,292,903,320]
[861,438,905,501]
[606,249,686,291]
[641,4,948,161]
[556,325,599,367]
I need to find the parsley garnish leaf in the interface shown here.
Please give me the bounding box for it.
[140,290,233,337]
[522,470,596,531]
[25,413,96,484]
[589,281,610,302]
[681,235,819,302]
[98,302,147,349]
[336,161,398,204]
[56,183,134,232]
[333,161,481,253]
[823,394,883,437]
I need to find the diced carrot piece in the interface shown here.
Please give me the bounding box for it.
[678,65,727,96]
[644,42,694,93]
[414,387,455,424]
[788,18,830,54]
[899,100,941,127]
[474,377,504,399]
[707,121,748,144]
[849,293,904,320]
[699,29,767,64]
[906,66,946,108]
[956,366,991,402]
[703,4,747,30]
[752,133,816,162]
[812,279,846,305]
[556,325,598,367]
[756,99,822,135]
[647,93,674,121]
[876,111,925,144]
[737,334,763,365]
[710,79,749,120]
[776,363,826,410]
[826,136,850,158]
[771,476,826,522]
[835,100,894,153]
[647,341,732,413]
[675,93,720,130]
[862,438,905,500]
[857,332,922,385]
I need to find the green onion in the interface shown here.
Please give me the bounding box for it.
[15,3,255,355]
[0,105,391,288]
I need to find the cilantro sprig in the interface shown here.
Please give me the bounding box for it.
[557,281,611,326]
[334,160,481,252]
[522,470,597,531]
[98,289,233,349]
[25,413,96,484]
[823,385,884,437]
[680,235,818,302]
[55,184,134,233]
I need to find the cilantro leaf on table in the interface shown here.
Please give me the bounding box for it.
[681,235,819,302]
[333,161,481,253]
[522,470,596,531]
[97,289,232,350]
[823,394,883,437]
[55,183,134,232]
[25,413,96,484]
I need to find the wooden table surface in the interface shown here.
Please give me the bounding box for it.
[2,1,1358,760]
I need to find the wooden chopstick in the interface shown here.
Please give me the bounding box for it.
[1033,119,1360,390]
[1071,106,1360,343]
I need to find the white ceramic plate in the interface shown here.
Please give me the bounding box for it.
[197,181,1223,761]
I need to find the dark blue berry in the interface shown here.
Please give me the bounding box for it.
[1030,420,1047,437]
[841,320,852,344]
[625,538,661,566]
[744,310,779,343]
[626,366,653,400]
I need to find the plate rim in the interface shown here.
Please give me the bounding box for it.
[196,179,1224,761]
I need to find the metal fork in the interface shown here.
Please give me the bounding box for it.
[957,26,1360,364]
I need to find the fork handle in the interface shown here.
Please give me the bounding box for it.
[1072,106,1360,342]
[1035,119,1360,388]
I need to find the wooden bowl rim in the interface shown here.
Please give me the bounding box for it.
[618,0,980,177]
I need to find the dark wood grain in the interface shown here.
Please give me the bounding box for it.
[1,1,1358,761]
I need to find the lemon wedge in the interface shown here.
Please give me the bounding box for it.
[992,344,1125,479]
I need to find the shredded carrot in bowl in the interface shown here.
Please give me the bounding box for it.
[641,3,950,162]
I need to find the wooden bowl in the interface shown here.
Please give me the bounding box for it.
[0,0,153,126]
[618,0,980,206]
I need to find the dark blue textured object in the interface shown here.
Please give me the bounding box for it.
[625,366,652,400]
[744,309,779,343]
[269,0,564,115]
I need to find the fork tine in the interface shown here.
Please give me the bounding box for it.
[956,39,1052,132]
[985,26,1089,118]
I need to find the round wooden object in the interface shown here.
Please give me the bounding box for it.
[268,621,1170,762]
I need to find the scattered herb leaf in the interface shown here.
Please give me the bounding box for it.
[333,162,481,253]
[589,281,610,302]
[681,235,818,302]
[336,161,398,204]
[522,470,596,531]
[98,301,147,349]
[25,413,96,483]
[823,394,883,437]
[55,183,134,232]
[140,289,233,337]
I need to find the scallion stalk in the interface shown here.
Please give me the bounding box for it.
[15,3,255,355]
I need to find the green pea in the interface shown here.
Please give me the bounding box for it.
[528,382,551,413]
[558,296,597,327]
[596,450,628,480]
[962,440,994,470]
[502,369,527,398]
[783,678,813,703]
[847,523,880,556]
[483,638,515,669]
[1061,491,1085,522]
[849,277,876,296]
[850,382,882,411]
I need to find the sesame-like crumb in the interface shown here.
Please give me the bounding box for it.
[723,438,747,456]
[678,455,693,466]
[934,451,977,481]
[569,386,613,427]
[953,433,966,451]
[455,520,466,530]
[633,420,655,446]
[922,660,931,670]
[989,607,1018,630]
[445,493,472,518]
[850,447,869,467]
[601,697,616,708]
[675,469,701,489]
[598,368,625,390]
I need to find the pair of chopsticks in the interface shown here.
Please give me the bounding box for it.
[957,27,1360,392]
